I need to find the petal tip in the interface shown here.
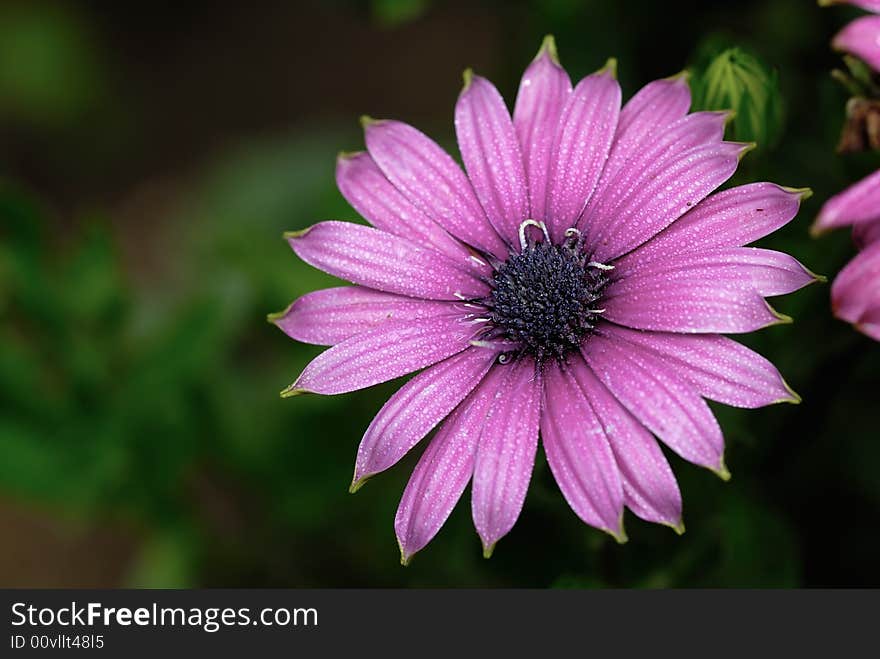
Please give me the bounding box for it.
[764,300,794,326]
[777,379,803,405]
[608,518,628,544]
[398,539,413,566]
[359,114,382,130]
[537,34,560,65]
[283,226,313,240]
[736,141,758,161]
[337,149,364,163]
[280,385,311,399]
[781,186,813,202]
[349,473,371,494]
[854,322,880,339]
[482,542,496,559]
[664,68,692,84]
[461,67,474,91]
[671,520,686,536]
[596,57,618,79]
[712,457,732,482]
[811,203,837,238]
[266,305,291,325]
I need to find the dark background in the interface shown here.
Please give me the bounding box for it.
[1,0,878,587]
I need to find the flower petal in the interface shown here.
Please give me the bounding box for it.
[813,169,880,234]
[363,119,508,257]
[833,15,880,73]
[456,73,529,245]
[353,347,496,488]
[335,151,475,265]
[854,217,880,249]
[288,221,488,300]
[603,259,790,334]
[567,356,682,528]
[615,73,692,145]
[609,326,798,408]
[284,315,478,396]
[854,307,880,341]
[471,358,542,555]
[272,286,458,346]
[583,330,726,472]
[541,361,624,538]
[579,72,691,231]
[832,240,880,330]
[613,247,820,298]
[583,111,728,235]
[823,1,880,11]
[604,289,783,334]
[587,142,748,263]
[619,183,807,267]
[394,365,507,564]
[544,66,621,242]
[513,36,572,224]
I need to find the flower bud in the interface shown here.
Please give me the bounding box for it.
[691,47,785,150]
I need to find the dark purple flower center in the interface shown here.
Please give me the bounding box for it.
[484,233,609,364]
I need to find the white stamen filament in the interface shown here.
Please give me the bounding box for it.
[518,219,551,250]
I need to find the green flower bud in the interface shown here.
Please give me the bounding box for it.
[691,47,785,150]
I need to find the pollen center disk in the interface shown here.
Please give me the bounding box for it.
[484,236,608,363]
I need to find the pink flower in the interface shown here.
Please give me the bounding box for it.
[273,37,818,563]
[813,169,880,340]
[823,0,880,71]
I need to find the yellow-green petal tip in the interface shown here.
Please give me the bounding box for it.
[778,379,803,405]
[538,34,560,65]
[610,520,628,545]
[283,226,312,240]
[359,114,380,129]
[598,57,618,79]
[737,141,758,161]
[462,67,474,90]
[349,474,371,494]
[665,68,692,83]
[337,149,364,162]
[713,457,732,482]
[266,307,290,324]
[782,186,813,201]
[280,386,310,399]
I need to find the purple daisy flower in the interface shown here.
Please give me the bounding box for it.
[273,37,818,563]
[813,169,880,340]
[822,0,880,71]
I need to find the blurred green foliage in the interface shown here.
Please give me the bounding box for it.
[0,0,879,588]
[0,4,105,127]
[371,0,431,27]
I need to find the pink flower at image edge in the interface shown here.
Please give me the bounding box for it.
[813,169,880,340]
[272,36,820,563]
[818,0,880,341]
[823,0,880,71]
